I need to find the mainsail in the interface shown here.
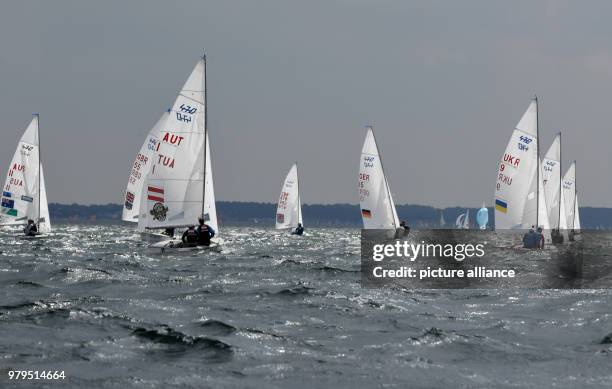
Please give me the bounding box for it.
[122,111,168,223]
[574,194,581,230]
[0,115,51,233]
[138,56,217,232]
[358,127,400,229]
[542,133,562,228]
[494,98,548,230]
[562,161,578,230]
[275,163,302,229]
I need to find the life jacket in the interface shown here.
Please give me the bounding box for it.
[184,228,198,244]
[198,225,211,246]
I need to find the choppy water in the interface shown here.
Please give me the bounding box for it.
[1,224,612,388]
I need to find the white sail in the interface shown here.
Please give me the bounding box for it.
[440,210,446,227]
[574,194,581,230]
[38,166,51,233]
[562,162,577,230]
[463,210,470,229]
[138,57,210,230]
[1,115,51,232]
[358,127,400,229]
[558,187,568,230]
[494,99,545,229]
[203,132,218,232]
[522,161,551,230]
[542,133,563,229]
[122,111,168,222]
[455,213,465,229]
[275,163,302,229]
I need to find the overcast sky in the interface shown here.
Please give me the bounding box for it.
[1,0,611,207]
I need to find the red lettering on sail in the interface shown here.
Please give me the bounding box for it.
[503,154,520,167]
[12,163,25,172]
[157,154,175,169]
[162,132,184,146]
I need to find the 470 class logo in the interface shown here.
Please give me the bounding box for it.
[362,156,375,168]
[517,135,533,151]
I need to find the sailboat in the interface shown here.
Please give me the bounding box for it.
[494,97,550,234]
[0,114,51,236]
[562,161,580,239]
[122,110,169,235]
[358,126,401,231]
[137,55,219,251]
[476,203,489,230]
[439,210,446,227]
[275,163,303,233]
[542,133,568,243]
[455,211,469,229]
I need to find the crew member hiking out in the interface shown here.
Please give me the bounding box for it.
[23,219,38,236]
[292,223,304,236]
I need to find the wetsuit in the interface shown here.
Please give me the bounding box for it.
[292,225,304,235]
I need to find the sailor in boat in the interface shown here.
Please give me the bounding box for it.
[536,227,545,249]
[551,228,564,244]
[181,225,199,247]
[292,223,304,236]
[523,226,545,249]
[163,228,175,238]
[23,219,38,237]
[400,220,410,234]
[196,217,215,246]
[523,226,538,249]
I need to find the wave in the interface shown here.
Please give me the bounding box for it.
[131,325,233,360]
[198,319,237,336]
[273,284,315,296]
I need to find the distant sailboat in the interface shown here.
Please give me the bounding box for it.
[276,163,303,231]
[122,110,169,229]
[562,161,580,233]
[0,115,51,235]
[455,211,469,229]
[138,55,219,249]
[439,210,446,227]
[358,126,400,229]
[494,97,550,232]
[542,133,568,242]
[476,203,488,230]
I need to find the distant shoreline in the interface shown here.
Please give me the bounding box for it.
[48,202,612,229]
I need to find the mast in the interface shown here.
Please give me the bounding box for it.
[295,161,301,226]
[368,125,397,229]
[558,132,562,230]
[535,96,539,228]
[35,113,41,228]
[202,53,207,218]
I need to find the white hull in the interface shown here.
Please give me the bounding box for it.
[148,237,224,254]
